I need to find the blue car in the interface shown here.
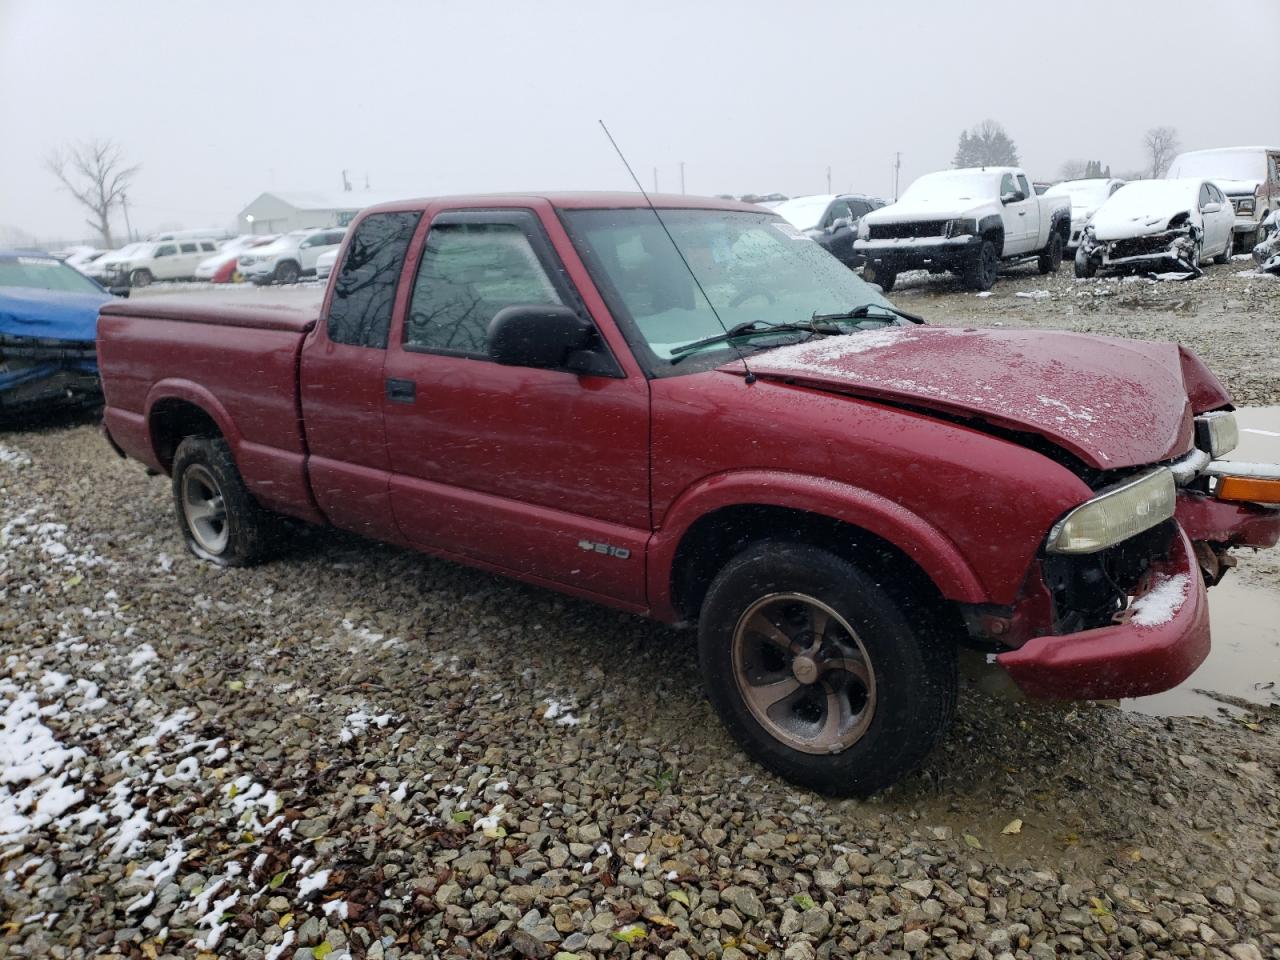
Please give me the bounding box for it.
[0,251,123,414]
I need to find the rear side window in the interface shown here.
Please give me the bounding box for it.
[180,242,198,253]
[326,211,421,349]
[200,241,216,252]
[404,222,563,356]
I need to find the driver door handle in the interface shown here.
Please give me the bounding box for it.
[386,378,416,404]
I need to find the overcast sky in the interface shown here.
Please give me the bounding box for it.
[2,0,1277,244]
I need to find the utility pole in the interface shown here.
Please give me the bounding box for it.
[680,161,686,195]
[653,167,659,192]
[120,192,134,242]
[893,152,901,201]
[826,166,832,193]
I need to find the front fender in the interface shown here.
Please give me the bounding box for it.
[646,469,989,621]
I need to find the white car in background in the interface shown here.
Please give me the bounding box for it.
[314,247,339,281]
[194,234,279,282]
[83,242,145,281]
[99,238,221,287]
[1074,178,1236,278]
[237,227,346,285]
[1044,178,1126,250]
[1167,146,1280,247]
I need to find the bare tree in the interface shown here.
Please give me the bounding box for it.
[44,139,140,247]
[1059,159,1089,181]
[1143,126,1180,179]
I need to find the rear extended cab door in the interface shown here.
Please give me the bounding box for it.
[1000,172,1038,254]
[299,209,423,544]
[378,200,652,610]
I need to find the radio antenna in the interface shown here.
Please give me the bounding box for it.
[597,120,755,384]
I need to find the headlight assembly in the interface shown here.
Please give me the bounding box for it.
[1235,197,1255,214]
[1195,411,1238,458]
[1045,468,1176,554]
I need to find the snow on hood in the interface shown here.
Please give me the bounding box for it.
[863,170,1001,223]
[1209,177,1262,196]
[735,325,1194,469]
[1088,180,1199,241]
[773,196,834,231]
[0,286,113,342]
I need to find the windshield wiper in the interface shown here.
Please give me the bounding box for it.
[668,319,842,362]
[811,303,925,325]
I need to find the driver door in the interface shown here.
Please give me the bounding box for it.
[381,207,652,607]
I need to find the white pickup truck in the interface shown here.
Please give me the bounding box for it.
[854,167,1071,291]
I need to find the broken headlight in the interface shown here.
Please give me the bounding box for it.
[945,218,976,238]
[1195,411,1238,458]
[1045,468,1176,555]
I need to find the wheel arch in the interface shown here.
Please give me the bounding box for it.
[977,214,1004,254]
[145,380,242,474]
[649,471,989,623]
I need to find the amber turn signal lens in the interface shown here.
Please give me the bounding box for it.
[1216,475,1280,504]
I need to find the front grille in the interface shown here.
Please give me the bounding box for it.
[1108,234,1174,259]
[868,220,949,240]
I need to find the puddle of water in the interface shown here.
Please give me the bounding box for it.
[1123,576,1280,717]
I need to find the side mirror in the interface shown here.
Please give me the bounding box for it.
[1201,201,1222,214]
[828,217,852,233]
[1001,191,1024,205]
[487,304,597,372]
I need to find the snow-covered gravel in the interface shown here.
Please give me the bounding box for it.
[2,258,1279,957]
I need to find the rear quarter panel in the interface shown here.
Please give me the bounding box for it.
[97,311,315,519]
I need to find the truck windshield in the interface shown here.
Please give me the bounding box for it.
[0,256,105,294]
[563,208,892,375]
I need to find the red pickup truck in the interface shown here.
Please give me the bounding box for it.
[98,193,1280,795]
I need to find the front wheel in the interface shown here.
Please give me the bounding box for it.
[129,268,153,288]
[698,542,956,796]
[862,261,896,292]
[963,240,999,291]
[1074,247,1099,278]
[1037,233,1064,275]
[274,260,301,284]
[172,437,278,566]
[1213,231,1233,265]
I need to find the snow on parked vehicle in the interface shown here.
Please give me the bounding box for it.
[1074,178,1236,278]
[1044,178,1126,250]
[236,227,345,285]
[1167,146,1280,248]
[773,194,884,268]
[854,167,1071,292]
[99,238,220,287]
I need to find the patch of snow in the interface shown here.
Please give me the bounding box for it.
[542,699,580,727]
[1014,290,1052,301]
[265,931,296,960]
[975,291,993,298]
[298,867,331,899]
[0,445,32,467]
[339,709,396,743]
[0,677,89,844]
[750,326,921,378]
[1035,395,1096,424]
[322,899,350,919]
[1130,574,1191,627]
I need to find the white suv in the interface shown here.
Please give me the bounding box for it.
[101,238,221,287]
[237,228,346,285]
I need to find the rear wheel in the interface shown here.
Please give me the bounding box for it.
[963,239,999,291]
[172,437,278,566]
[129,268,153,288]
[1074,246,1098,278]
[862,260,896,292]
[274,260,301,284]
[1037,232,1064,274]
[697,542,956,796]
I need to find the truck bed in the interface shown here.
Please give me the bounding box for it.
[97,291,324,521]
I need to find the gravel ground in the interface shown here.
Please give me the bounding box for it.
[1,419,1278,960]
[2,265,1279,960]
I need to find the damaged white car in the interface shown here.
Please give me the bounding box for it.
[1074,178,1236,278]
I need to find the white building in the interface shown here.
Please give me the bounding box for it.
[236,190,409,235]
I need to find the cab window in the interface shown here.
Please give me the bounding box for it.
[999,174,1016,198]
[179,242,198,254]
[404,220,563,357]
[1199,183,1213,208]
[326,211,420,349]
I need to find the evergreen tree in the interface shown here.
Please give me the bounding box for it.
[953,120,1020,168]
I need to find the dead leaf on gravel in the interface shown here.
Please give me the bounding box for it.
[1001,819,1023,835]
[963,833,983,850]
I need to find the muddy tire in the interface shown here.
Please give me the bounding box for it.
[963,239,999,291]
[1037,232,1064,275]
[1074,247,1099,278]
[172,437,278,567]
[697,542,957,796]
[129,268,153,288]
[274,260,301,285]
[862,261,896,293]
[1214,231,1233,265]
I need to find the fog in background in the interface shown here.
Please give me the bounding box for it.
[2,0,1277,242]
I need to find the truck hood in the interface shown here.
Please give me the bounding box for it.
[733,326,1195,469]
[1211,177,1262,197]
[861,196,985,223]
[0,286,114,343]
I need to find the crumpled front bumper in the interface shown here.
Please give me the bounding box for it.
[997,525,1209,700]
[0,335,100,410]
